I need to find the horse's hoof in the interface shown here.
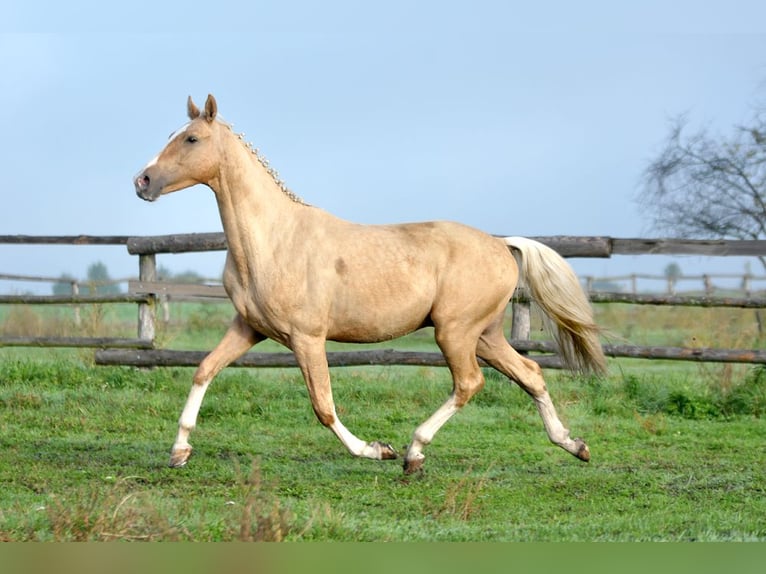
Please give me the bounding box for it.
[372,441,398,460]
[169,445,192,468]
[574,438,590,462]
[403,454,425,475]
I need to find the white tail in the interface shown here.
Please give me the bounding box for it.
[504,236,606,375]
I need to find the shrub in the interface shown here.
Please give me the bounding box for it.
[717,366,766,417]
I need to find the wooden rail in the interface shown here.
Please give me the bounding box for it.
[95,342,766,368]
[0,293,151,305]
[610,238,766,257]
[95,348,565,369]
[7,337,153,349]
[124,233,766,258]
[0,235,131,245]
[586,292,766,309]
[128,280,227,299]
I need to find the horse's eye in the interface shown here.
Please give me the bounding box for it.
[186,135,199,144]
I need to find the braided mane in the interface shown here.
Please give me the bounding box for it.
[220,118,307,206]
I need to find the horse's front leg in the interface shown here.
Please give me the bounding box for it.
[169,314,263,467]
[292,335,398,461]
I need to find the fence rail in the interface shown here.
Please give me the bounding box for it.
[123,233,766,258]
[3,234,766,367]
[94,342,766,368]
[585,292,766,309]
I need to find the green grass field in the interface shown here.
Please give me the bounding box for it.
[0,301,765,541]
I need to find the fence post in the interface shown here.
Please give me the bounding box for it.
[71,280,81,327]
[511,288,531,344]
[138,254,156,342]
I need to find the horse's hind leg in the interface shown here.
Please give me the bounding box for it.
[477,322,590,461]
[403,330,486,474]
[291,335,398,461]
[169,314,262,468]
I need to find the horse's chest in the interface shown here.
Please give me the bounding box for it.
[223,274,297,342]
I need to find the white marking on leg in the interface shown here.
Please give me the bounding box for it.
[406,395,461,463]
[329,416,369,456]
[173,379,210,450]
[533,393,579,452]
[328,412,391,459]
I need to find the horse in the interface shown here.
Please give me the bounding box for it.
[133,94,606,474]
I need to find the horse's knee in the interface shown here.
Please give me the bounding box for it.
[312,405,336,427]
[522,362,548,395]
[453,373,485,407]
[192,367,212,386]
[192,354,222,385]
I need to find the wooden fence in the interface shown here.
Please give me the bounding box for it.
[0,235,153,349]
[3,234,766,367]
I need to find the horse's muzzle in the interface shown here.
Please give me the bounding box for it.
[134,172,158,202]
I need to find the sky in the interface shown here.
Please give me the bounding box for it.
[3,2,766,294]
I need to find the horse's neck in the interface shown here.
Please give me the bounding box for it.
[211,146,305,275]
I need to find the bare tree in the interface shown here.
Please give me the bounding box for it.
[639,110,766,268]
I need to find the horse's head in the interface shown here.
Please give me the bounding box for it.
[134,94,223,201]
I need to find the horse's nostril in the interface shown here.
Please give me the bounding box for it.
[134,173,154,200]
[134,174,150,192]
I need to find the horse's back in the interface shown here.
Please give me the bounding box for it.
[339,220,515,291]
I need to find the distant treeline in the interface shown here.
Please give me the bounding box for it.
[49,262,215,295]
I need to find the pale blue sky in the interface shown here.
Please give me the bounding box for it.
[2,2,766,293]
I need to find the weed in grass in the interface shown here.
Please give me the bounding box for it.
[1,305,76,338]
[232,459,295,542]
[2,306,44,337]
[633,411,668,435]
[1,461,305,542]
[295,502,349,540]
[42,476,187,542]
[79,304,107,337]
[431,465,492,521]
[0,390,44,410]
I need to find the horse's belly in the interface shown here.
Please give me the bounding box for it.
[326,319,428,344]
[326,294,431,343]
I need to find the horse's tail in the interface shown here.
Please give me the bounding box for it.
[503,236,607,376]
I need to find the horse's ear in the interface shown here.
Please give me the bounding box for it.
[187,96,200,120]
[204,94,218,123]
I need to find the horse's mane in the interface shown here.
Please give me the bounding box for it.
[218,117,307,206]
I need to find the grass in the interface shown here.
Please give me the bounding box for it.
[0,299,764,541]
[0,357,764,541]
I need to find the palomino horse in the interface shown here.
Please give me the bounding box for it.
[134,95,606,474]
